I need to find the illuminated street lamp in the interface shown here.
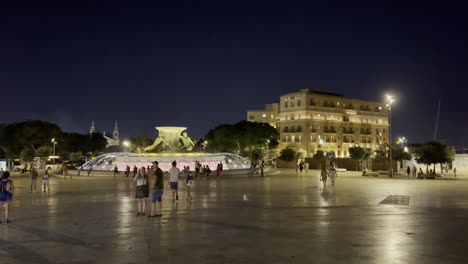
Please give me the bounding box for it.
[386,95,395,177]
[123,140,130,152]
[51,138,58,165]
[397,137,407,148]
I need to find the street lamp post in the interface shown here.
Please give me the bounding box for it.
[51,138,57,165]
[386,95,395,177]
[123,141,130,152]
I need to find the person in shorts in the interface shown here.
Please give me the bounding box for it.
[168,161,180,201]
[30,167,39,192]
[0,171,14,223]
[149,161,164,217]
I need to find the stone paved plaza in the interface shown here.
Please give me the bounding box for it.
[1,170,467,264]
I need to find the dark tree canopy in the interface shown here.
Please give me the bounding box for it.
[279,148,296,164]
[0,120,107,159]
[205,121,279,154]
[412,141,455,169]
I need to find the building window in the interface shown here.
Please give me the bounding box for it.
[283,126,289,133]
[297,126,302,132]
[291,135,295,142]
[298,135,302,142]
[271,114,274,119]
[284,101,288,108]
[310,99,316,106]
[297,99,301,106]
[249,115,254,120]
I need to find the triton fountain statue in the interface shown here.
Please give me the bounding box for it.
[80,126,250,173]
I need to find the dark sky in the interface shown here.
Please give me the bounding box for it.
[1,3,467,146]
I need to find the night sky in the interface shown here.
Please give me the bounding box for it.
[1,4,467,146]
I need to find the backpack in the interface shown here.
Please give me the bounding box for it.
[0,180,11,192]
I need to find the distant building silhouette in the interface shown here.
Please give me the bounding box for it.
[89,121,120,147]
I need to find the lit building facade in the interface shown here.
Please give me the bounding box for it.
[247,89,390,157]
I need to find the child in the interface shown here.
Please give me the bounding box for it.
[0,171,14,223]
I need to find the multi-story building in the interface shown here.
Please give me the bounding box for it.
[247,89,390,158]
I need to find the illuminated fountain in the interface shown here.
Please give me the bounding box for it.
[81,126,251,173]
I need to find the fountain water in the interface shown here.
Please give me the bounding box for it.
[81,126,251,173]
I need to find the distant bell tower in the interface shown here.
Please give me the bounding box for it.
[90,121,96,134]
[113,121,119,140]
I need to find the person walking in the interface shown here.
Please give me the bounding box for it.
[329,167,338,186]
[184,166,193,201]
[412,165,417,178]
[113,165,119,178]
[125,165,131,177]
[63,164,69,179]
[320,167,328,188]
[406,166,411,178]
[42,169,51,192]
[133,165,138,178]
[134,167,149,216]
[0,171,14,223]
[30,167,39,192]
[87,167,93,176]
[149,161,164,217]
[304,162,309,175]
[453,168,457,177]
[299,162,304,175]
[168,161,180,201]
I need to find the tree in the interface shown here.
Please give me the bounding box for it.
[413,141,455,173]
[68,152,82,161]
[249,149,264,163]
[0,120,63,158]
[312,150,326,169]
[20,148,35,163]
[133,135,153,153]
[279,148,296,166]
[35,145,52,158]
[348,146,372,171]
[205,121,279,154]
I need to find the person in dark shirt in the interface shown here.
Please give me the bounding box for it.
[149,161,164,217]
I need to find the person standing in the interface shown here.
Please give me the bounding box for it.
[260,160,265,177]
[195,161,201,178]
[87,167,93,176]
[299,162,304,175]
[133,165,138,178]
[149,161,164,217]
[42,169,51,192]
[304,162,309,175]
[320,167,328,188]
[406,166,411,178]
[329,167,338,186]
[184,166,193,201]
[216,162,222,177]
[113,165,119,178]
[125,165,131,177]
[62,164,69,179]
[168,161,180,201]
[453,168,457,177]
[0,171,14,223]
[205,165,211,179]
[30,167,39,192]
[77,165,83,176]
[134,167,149,216]
[412,165,417,179]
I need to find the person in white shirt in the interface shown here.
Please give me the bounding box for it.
[168,161,180,201]
[329,167,338,186]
